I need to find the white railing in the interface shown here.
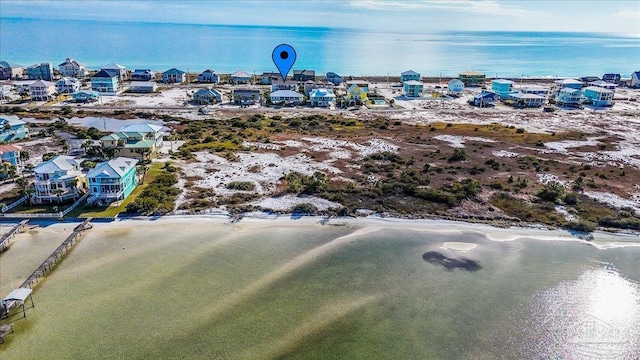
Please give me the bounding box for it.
[1,196,27,213]
[61,192,90,217]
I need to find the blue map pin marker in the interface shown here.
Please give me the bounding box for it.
[272,44,296,81]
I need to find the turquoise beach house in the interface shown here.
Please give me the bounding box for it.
[162,68,186,84]
[582,86,613,107]
[0,117,29,142]
[401,70,420,82]
[491,79,514,99]
[0,144,22,169]
[87,157,139,205]
[91,69,119,95]
[403,80,424,97]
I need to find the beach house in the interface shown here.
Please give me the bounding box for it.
[471,91,499,107]
[309,88,336,107]
[129,81,157,93]
[100,123,164,161]
[582,86,613,107]
[55,77,81,94]
[33,155,84,204]
[0,144,22,168]
[556,87,582,107]
[72,90,100,102]
[293,70,315,82]
[401,70,421,82]
[458,71,485,86]
[162,68,186,84]
[198,69,219,83]
[58,58,87,78]
[87,157,138,206]
[232,89,261,105]
[271,79,298,92]
[27,62,53,81]
[230,70,252,84]
[345,80,369,93]
[602,73,621,84]
[325,72,344,85]
[403,80,424,97]
[554,79,583,91]
[193,88,223,104]
[101,63,127,81]
[346,84,368,104]
[131,69,155,81]
[29,80,56,101]
[520,86,548,96]
[303,81,333,96]
[509,93,545,108]
[0,61,24,80]
[0,118,28,142]
[448,79,464,95]
[91,69,119,95]
[491,79,515,99]
[260,72,280,85]
[631,71,640,88]
[270,90,304,105]
[588,80,617,93]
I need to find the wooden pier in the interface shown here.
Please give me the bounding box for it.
[19,218,93,289]
[0,220,29,253]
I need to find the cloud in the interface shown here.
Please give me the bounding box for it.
[613,9,640,20]
[350,0,552,17]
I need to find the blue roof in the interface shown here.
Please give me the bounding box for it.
[0,61,23,68]
[164,68,185,75]
[92,69,115,78]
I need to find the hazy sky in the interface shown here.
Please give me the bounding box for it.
[1,0,639,34]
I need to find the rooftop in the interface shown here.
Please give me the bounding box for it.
[87,157,138,178]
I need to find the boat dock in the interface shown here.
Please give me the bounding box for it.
[19,218,93,289]
[0,220,29,253]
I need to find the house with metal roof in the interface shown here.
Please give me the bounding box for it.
[198,69,219,83]
[26,62,53,81]
[55,77,80,94]
[509,92,545,108]
[554,78,583,90]
[309,88,336,107]
[0,144,22,168]
[520,86,548,96]
[0,61,24,80]
[260,72,280,85]
[555,87,582,107]
[448,79,464,95]
[131,69,155,81]
[491,79,515,99]
[0,118,28,142]
[72,90,100,102]
[162,68,186,84]
[58,58,87,78]
[471,90,499,107]
[602,73,621,85]
[87,157,139,205]
[270,90,304,105]
[130,81,158,93]
[232,89,261,105]
[271,79,298,92]
[33,155,84,204]
[458,71,486,86]
[293,70,315,82]
[401,70,421,82]
[346,84,368,104]
[29,80,56,101]
[193,87,223,104]
[325,72,344,85]
[100,123,164,161]
[403,80,424,97]
[101,63,127,80]
[230,70,252,84]
[583,86,613,107]
[91,69,119,95]
[588,80,617,93]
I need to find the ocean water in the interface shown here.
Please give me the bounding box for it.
[1,219,639,359]
[1,18,638,77]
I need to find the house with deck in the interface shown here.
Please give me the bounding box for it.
[58,58,87,78]
[232,89,261,105]
[270,90,303,105]
[309,88,336,107]
[131,69,155,81]
[100,123,164,161]
[520,86,548,96]
[193,88,223,104]
[555,87,582,107]
[162,68,186,84]
[27,62,53,81]
[271,79,297,91]
[471,90,499,107]
[101,63,127,80]
[583,86,613,107]
[401,70,420,82]
[72,90,100,102]
[198,69,219,83]
[87,157,138,205]
[509,93,545,107]
[0,144,22,168]
[403,80,424,97]
[55,77,80,94]
[491,79,515,99]
[29,80,56,101]
[346,84,368,104]
[448,79,464,95]
[293,70,315,82]
[130,81,157,93]
[230,70,251,84]
[458,71,485,86]
[33,155,84,204]
[0,118,29,142]
[554,79,583,91]
[325,72,344,85]
[91,69,119,95]
[0,61,24,80]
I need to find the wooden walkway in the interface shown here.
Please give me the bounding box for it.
[0,220,29,253]
[19,218,93,289]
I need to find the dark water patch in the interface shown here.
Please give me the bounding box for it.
[422,251,482,271]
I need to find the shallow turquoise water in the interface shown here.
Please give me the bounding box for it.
[1,220,639,359]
